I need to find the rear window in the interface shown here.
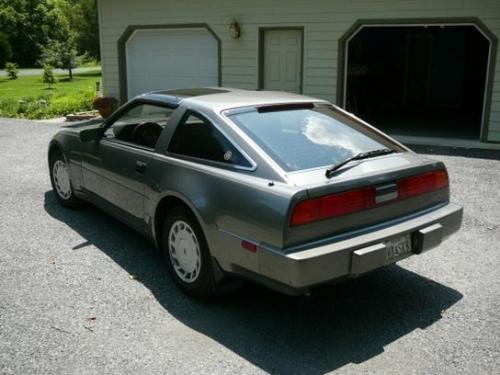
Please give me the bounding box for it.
[228,105,400,172]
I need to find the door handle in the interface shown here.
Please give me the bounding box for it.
[135,161,147,174]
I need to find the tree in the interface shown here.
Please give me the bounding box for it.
[0,32,12,68]
[55,0,100,59]
[0,0,69,67]
[40,39,79,80]
[5,62,18,79]
[42,65,56,88]
[0,0,100,67]
[74,0,100,59]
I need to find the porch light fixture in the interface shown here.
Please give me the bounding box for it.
[229,19,241,39]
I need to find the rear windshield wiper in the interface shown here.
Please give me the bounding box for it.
[325,149,396,179]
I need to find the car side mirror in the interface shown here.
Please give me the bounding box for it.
[79,127,103,143]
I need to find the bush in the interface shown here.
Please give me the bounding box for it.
[0,32,12,69]
[0,88,95,119]
[42,66,57,88]
[0,99,18,117]
[46,89,94,117]
[5,62,19,79]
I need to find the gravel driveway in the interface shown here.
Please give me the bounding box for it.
[0,118,499,374]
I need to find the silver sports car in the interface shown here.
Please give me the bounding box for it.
[48,88,463,297]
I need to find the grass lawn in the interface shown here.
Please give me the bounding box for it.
[0,69,101,119]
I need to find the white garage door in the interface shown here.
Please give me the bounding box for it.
[126,28,219,99]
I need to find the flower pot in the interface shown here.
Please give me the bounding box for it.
[93,97,119,119]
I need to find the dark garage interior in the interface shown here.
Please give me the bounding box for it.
[345,25,490,140]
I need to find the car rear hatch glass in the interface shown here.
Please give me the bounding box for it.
[227,103,405,173]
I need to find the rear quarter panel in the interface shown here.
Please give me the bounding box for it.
[146,154,302,273]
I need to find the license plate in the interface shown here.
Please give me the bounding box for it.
[386,235,412,261]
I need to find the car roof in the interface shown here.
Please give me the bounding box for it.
[138,87,327,112]
[136,88,230,107]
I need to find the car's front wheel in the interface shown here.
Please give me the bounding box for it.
[162,206,216,298]
[49,150,80,207]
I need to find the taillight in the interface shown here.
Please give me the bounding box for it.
[398,170,448,199]
[290,187,375,226]
[290,169,448,226]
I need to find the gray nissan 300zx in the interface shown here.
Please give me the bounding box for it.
[48,88,463,297]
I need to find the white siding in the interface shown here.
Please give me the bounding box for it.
[98,0,500,141]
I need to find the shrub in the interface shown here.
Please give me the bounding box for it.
[5,62,19,80]
[42,65,57,88]
[45,89,94,117]
[0,88,95,119]
[0,99,18,117]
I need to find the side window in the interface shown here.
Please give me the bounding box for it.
[168,111,251,168]
[104,103,174,149]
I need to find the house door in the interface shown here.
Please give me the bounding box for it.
[261,29,303,93]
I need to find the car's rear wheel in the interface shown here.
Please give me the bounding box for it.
[49,150,80,207]
[162,205,216,298]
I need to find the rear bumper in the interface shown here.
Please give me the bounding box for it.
[256,203,463,293]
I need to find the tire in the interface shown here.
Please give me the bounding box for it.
[161,205,216,298]
[49,150,80,208]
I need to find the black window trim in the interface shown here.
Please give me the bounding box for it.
[101,136,157,153]
[166,109,257,172]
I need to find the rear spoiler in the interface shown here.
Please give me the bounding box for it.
[257,102,315,113]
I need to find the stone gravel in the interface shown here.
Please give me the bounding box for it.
[0,118,499,374]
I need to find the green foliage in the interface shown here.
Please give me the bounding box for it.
[40,39,80,80]
[5,62,18,79]
[0,89,95,119]
[79,56,100,68]
[0,32,12,68]
[49,89,95,115]
[42,65,57,88]
[0,0,70,67]
[55,0,100,59]
[0,0,100,67]
[0,70,100,119]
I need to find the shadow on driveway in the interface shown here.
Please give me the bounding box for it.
[44,191,462,374]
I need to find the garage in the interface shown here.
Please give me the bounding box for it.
[342,23,493,140]
[123,26,220,99]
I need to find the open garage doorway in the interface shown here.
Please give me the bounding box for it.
[342,23,493,140]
